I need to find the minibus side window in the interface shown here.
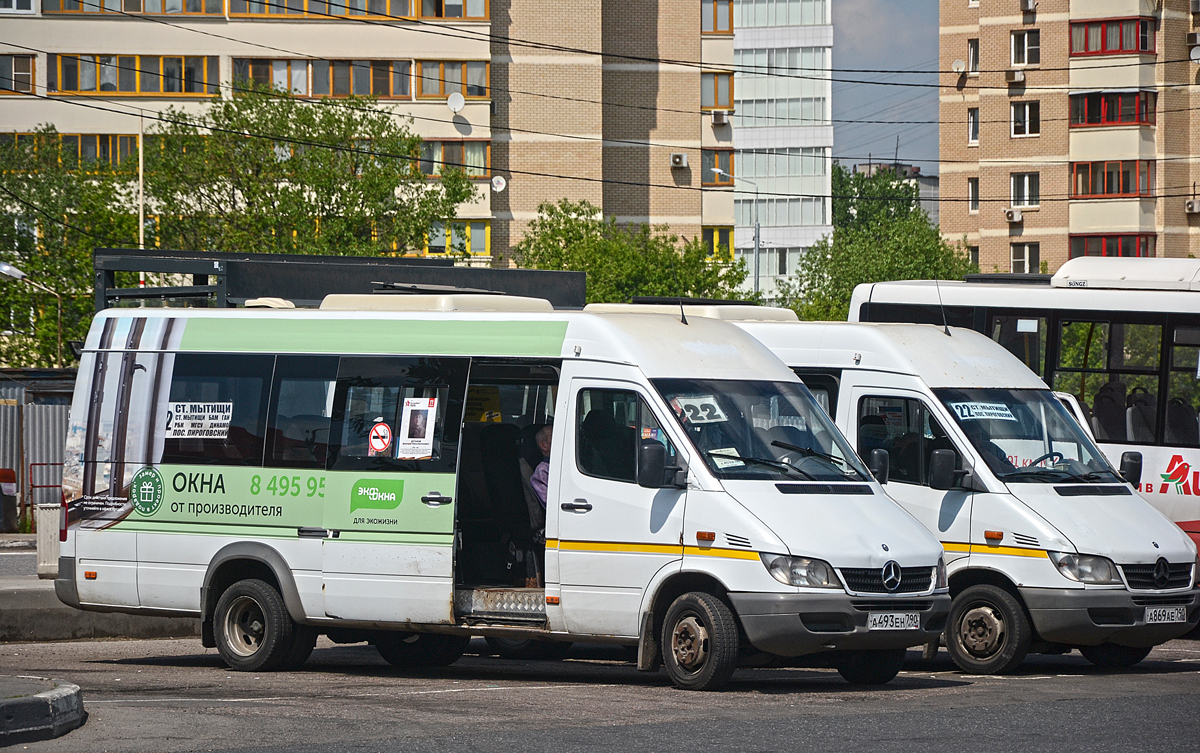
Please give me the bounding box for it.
[161,354,275,467]
[265,356,340,469]
[858,396,955,486]
[576,389,676,483]
[327,356,468,474]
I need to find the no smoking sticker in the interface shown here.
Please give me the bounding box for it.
[368,422,392,455]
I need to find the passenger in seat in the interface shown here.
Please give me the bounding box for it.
[531,424,553,509]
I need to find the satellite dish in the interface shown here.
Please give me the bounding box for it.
[1191,46,1200,64]
[447,92,465,113]
[951,60,967,74]
[491,175,507,193]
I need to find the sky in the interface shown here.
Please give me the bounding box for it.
[832,0,940,175]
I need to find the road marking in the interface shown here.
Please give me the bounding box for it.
[90,684,614,704]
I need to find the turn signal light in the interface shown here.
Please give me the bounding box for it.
[84,571,97,580]
[696,531,716,542]
[984,530,1004,542]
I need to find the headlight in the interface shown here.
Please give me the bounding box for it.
[935,557,947,590]
[1048,551,1121,584]
[760,553,841,588]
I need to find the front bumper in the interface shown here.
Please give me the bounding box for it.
[728,591,951,657]
[1020,586,1200,647]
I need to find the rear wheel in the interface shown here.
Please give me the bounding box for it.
[214,579,296,672]
[485,637,573,661]
[1079,643,1152,668]
[945,584,1032,675]
[375,632,470,668]
[834,648,906,685]
[660,591,740,691]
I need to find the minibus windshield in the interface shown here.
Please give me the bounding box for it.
[653,379,869,482]
[934,388,1121,484]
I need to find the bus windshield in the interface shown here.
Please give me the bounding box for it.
[652,379,869,482]
[934,387,1121,484]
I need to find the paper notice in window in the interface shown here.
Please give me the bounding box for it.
[949,402,1017,421]
[709,448,744,469]
[673,395,728,424]
[165,402,233,439]
[396,397,437,460]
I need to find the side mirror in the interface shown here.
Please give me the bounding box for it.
[868,449,889,485]
[928,449,958,491]
[638,442,684,488]
[1120,451,1143,488]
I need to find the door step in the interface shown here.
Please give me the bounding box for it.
[454,588,547,623]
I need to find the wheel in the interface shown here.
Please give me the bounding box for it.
[375,632,470,668]
[278,625,318,670]
[834,648,906,685]
[660,591,740,691]
[1079,643,1152,668]
[945,584,1032,675]
[485,637,573,660]
[213,579,297,672]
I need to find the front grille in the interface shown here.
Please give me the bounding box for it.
[850,600,933,612]
[839,566,933,594]
[1132,595,1195,607]
[1120,563,1193,590]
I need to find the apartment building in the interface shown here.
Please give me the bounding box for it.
[0,0,735,263]
[940,0,1200,273]
[731,0,832,299]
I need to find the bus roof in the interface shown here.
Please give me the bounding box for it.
[736,321,1047,390]
[87,304,797,383]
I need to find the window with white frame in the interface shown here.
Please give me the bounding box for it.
[735,197,826,227]
[1012,30,1040,65]
[1011,242,1040,273]
[735,0,827,27]
[733,47,829,127]
[967,39,979,73]
[967,108,979,143]
[968,245,979,266]
[1011,101,1040,136]
[968,177,979,213]
[0,0,33,12]
[1011,172,1039,207]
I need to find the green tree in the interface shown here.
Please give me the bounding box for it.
[145,85,475,256]
[0,127,138,367]
[778,163,975,320]
[512,199,750,303]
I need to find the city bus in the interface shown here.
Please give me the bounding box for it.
[849,257,1200,547]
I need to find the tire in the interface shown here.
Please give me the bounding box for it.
[485,637,573,661]
[375,632,470,668]
[1079,643,1152,668]
[278,625,318,671]
[660,591,740,691]
[834,648,906,685]
[213,579,296,672]
[945,584,1032,675]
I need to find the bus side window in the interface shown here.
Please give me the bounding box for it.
[265,356,340,469]
[990,315,1046,377]
[1166,326,1200,447]
[161,354,275,467]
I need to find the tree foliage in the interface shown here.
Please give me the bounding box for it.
[146,86,476,256]
[777,163,975,321]
[0,127,139,367]
[512,199,751,303]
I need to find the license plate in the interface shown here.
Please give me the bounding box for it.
[868,612,921,630]
[1144,606,1186,624]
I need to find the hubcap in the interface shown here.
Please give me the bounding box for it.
[958,604,1005,657]
[224,595,266,658]
[671,615,709,671]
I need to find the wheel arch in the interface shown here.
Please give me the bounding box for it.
[201,543,307,646]
[644,570,734,646]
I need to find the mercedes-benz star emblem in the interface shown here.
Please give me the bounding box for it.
[1153,557,1171,589]
[881,560,902,592]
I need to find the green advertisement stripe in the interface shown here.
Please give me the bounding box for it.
[113,520,453,546]
[180,318,569,357]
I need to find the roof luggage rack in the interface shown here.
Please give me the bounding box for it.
[963,273,1051,285]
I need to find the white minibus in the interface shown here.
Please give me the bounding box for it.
[732,316,1199,674]
[56,294,949,690]
[850,257,1200,550]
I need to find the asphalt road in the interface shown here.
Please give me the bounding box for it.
[3,636,1199,753]
[0,551,36,577]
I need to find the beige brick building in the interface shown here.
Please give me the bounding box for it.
[0,0,735,263]
[940,0,1200,273]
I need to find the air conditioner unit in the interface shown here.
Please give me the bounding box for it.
[1019,0,1036,11]
[711,109,729,126]
[670,152,689,168]
[1186,199,1200,214]
[1187,32,1200,46]
[1005,69,1025,84]
[1004,208,1024,223]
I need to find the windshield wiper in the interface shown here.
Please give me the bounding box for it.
[704,451,815,480]
[999,467,1078,482]
[770,440,866,481]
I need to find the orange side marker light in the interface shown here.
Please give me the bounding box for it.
[545,596,560,605]
[84,571,97,580]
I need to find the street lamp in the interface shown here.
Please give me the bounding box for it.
[0,262,63,368]
[712,168,761,296]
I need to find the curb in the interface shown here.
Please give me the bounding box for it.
[0,679,87,744]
